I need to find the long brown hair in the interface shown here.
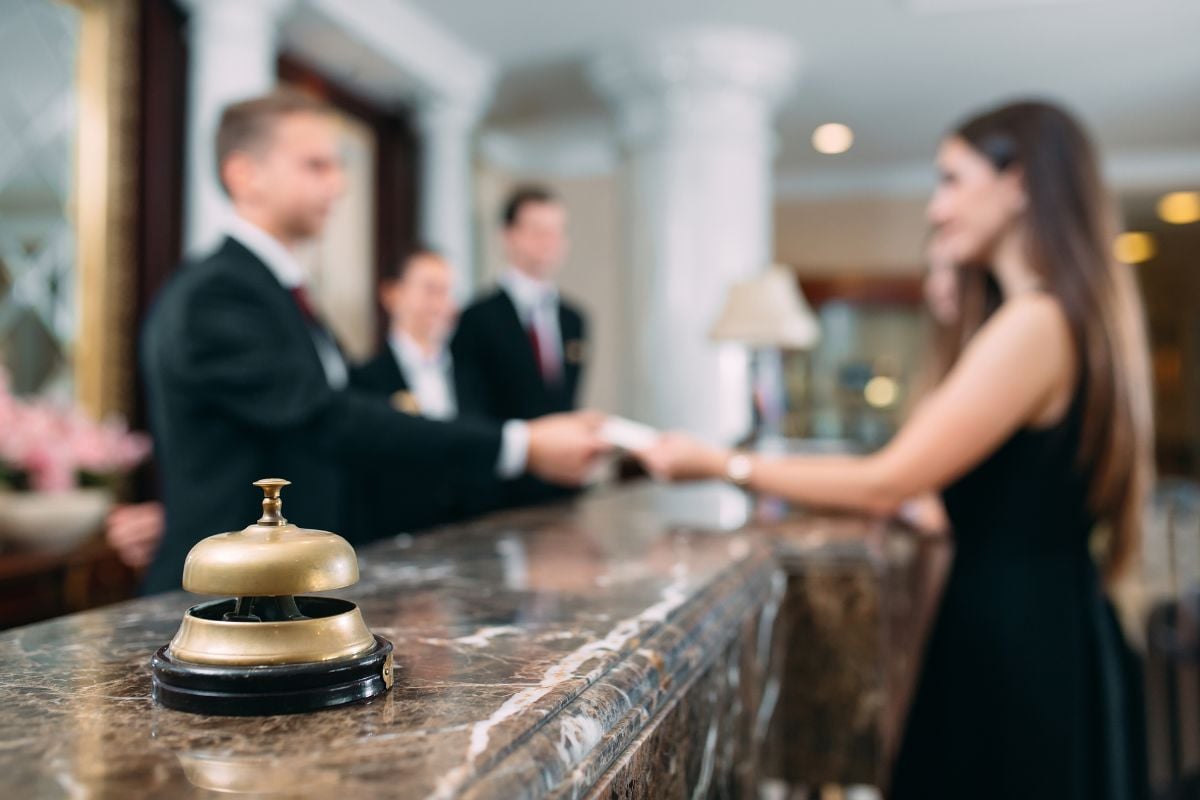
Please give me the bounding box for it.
[935,100,1154,581]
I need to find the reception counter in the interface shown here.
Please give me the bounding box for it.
[0,483,947,799]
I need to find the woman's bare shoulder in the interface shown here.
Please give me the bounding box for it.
[971,292,1075,424]
[972,291,1072,357]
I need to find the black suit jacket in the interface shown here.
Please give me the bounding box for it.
[451,288,588,507]
[451,289,587,422]
[140,238,503,594]
[347,349,482,536]
[349,347,409,398]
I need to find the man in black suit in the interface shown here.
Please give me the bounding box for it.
[453,187,587,421]
[452,187,589,505]
[349,247,469,535]
[140,91,606,594]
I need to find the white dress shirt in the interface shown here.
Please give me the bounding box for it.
[501,266,562,382]
[388,332,457,421]
[226,217,528,478]
[227,216,349,390]
[383,333,526,477]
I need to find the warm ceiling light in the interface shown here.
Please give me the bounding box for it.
[1157,191,1200,225]
[1113,232,1156,265]
[812,123,854,155]
[864,376,899,409]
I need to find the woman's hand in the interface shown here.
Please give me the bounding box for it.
[105,501,165,570]
[897,493,952,537]
[635,433,729,482]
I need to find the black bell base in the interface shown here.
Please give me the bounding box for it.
[151,635,394,716]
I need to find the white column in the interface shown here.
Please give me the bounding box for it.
[180,0,294,255]
[589,27,799,443]
[416,97,484,298]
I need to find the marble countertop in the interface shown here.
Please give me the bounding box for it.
[0,483,906,799]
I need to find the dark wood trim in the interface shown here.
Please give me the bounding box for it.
[278,54,391,128]
[134,0,187,320]
[0,538,136,630]
[373,115,421,342]
[277,54,421,346]
[132,0,188,501]
[798,275,925,310]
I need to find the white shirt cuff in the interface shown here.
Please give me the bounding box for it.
[497,420,530,479]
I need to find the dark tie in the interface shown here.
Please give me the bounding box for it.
[527,322,546,383]
[290,286,319,326]
[288,284,347,388]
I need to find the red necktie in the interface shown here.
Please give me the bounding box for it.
[291,286,318,325]
[527,323,546,382]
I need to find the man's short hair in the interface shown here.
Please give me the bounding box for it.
[215,90,331,196]
[501,185,558,229]
[381,245,443,284]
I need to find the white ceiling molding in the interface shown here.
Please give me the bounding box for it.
[776,148,1200,200]
[901,0,1099,12]
[1102,149,1200,192]
[776,160,937,200]
[478,114,619,177]
[285,0,496,112]
[587,25,801,151]
[411,0,1200,180]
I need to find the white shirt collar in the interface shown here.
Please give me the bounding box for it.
[389,331,450,372]
[227,215,308,290]
[387,331,456,420]
[227,215,347,390]
[500,266,558,322]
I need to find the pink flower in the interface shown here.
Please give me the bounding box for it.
[69,417,109,473]
[24,442,75,492]
[0,365,152,492]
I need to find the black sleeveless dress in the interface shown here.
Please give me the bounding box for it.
[890,378,1149,799]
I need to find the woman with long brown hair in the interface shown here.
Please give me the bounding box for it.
[637,100,1153,799]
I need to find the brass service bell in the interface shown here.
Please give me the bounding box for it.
[150,479,393,715]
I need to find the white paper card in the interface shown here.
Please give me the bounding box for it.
[600,416,660,451]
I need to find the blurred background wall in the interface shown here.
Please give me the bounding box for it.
[2,0,1198,474]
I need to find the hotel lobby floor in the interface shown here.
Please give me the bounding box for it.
[0,483,942,799]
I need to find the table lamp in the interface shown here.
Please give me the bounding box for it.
[710,265,820,440]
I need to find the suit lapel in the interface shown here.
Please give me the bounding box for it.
[558,304,584,399]
[384,347,411,394]
[221,238,330,377]
[494,290,544,386]
[384,345,423,413]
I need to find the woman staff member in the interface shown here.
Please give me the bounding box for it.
[638,100,1152,799]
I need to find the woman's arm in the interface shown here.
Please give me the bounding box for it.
[638,294,1075,516]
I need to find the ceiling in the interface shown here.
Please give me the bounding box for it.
[406,0,1200,183]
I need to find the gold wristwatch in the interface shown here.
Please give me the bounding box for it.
[725,452,754,487]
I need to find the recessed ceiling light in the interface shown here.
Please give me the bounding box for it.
[812,123,854,155]
[864,376,899,409]
[1113,232,1156,265]
[1157,191,1200,225]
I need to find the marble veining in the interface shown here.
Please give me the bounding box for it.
[0,483,913,799]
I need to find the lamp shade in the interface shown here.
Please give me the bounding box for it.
[710,266,821,349]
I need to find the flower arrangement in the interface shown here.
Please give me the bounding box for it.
[0,367,151,493]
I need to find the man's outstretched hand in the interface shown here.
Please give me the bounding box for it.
[526,411,611,487]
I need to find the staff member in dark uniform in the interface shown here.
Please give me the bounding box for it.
[352,247,459,418]
[452,186,589,506]
[350,247,472,536]
[140,91,606,594]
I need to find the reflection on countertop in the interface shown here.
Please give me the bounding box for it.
[0,482,947,799]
